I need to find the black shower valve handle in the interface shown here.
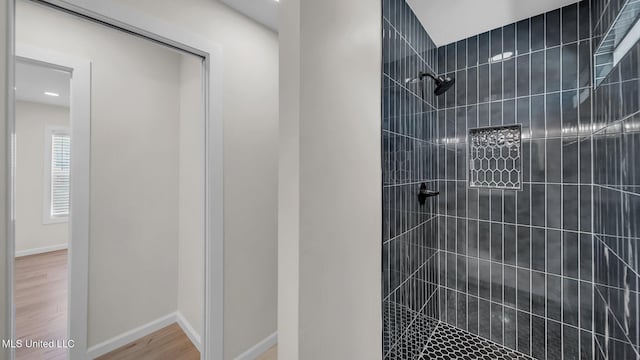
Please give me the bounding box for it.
[417,182,439,205]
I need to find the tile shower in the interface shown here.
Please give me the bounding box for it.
[381,0,640,359]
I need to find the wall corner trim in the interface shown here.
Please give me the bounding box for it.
[87,312,195,359]
[233,331,277,360]
[176,311,202,352]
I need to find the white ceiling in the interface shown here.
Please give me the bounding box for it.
[217,0,580,44]
[16,61,70,108]
[407,0,581,46]
[221,0,278,31]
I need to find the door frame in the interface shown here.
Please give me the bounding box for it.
[13,44,91,360]
[6,1,225,360]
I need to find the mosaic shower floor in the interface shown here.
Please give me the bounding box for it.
[383,302,438,359]
[384,301,534,360]
[418,321,535,360]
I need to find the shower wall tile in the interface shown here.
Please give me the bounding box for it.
[384,0,640,359]
[591,0,640,358]
[382,0,440,358]
[434,2,596,359]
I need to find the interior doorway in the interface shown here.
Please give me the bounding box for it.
[13,60,72,360]
[8,0,223,358]
[11,44,90,360]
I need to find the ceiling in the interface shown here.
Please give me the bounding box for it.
[406,0,581,46]
[221,0,278,31]
[16,61,70,108]
[217,0,580,43]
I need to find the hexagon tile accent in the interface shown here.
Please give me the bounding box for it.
[383,301,438,359]
[419,321,535,360]
[383,300,534,360]
[468,125,522,190]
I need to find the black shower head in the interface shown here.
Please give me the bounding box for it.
[434,75,455,96]
[419,72,455,96]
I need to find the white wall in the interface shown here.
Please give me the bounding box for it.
[16,0,183,346]
[279,0,382,358]
[105,1,279,358]
[277,0,300,358]
[8,0,278,357]
[1,0,9,358]
[14,100,69,255]
[178,55,204,340]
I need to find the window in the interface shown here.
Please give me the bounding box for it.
[44,128,71,223]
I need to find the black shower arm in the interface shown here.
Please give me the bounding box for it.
[419,72,439,81]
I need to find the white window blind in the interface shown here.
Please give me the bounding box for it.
[50,133,71,217]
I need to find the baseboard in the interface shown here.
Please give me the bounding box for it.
[234,332,277,360]
[15,243,67,257]
[86,312,177,359]
[176,311,202,352]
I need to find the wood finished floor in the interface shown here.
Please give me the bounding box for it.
[15,250,201,360]
[257,345,277,360]
[96,323,199,360]
[15,250,68,360]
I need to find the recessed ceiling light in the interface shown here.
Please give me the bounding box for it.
[490,51,514,63]
[44,91,60,97]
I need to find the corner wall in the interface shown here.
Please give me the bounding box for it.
[591,0,640,358]
[105,1,279,358]
[178,54,205,343]
[381,0,440,358]
[277,0,300,357]
[279,0,382,358]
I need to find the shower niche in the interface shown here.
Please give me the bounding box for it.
[468,125,522,190]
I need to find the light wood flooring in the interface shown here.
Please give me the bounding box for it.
[15,250,68,360]
[257,345,277,360]
[15,250,273,360]
[15,250,200,360]
[96,323,199,360]
[101,337,274,360]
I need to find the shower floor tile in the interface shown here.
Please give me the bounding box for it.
[419,321,534,360]
[383,301,438,359]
